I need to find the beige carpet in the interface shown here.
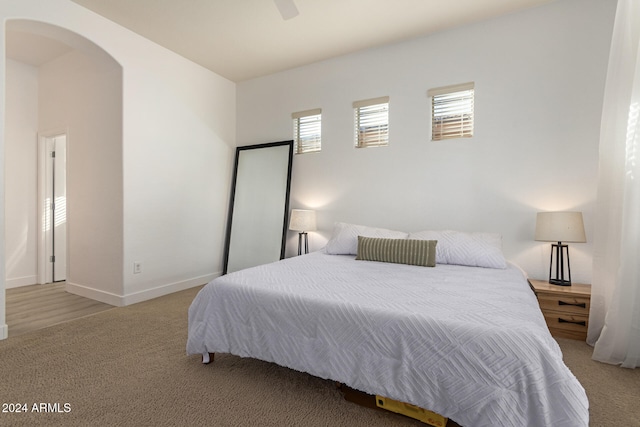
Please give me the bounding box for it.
[0,286,638,427]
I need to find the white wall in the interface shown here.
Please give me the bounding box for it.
[120,33,236,303]
[1,0,236,339]
[0,53,5,337]
[237,0,617,284]
[38,47,124,298]
[4,59,39,288]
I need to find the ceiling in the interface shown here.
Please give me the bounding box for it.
[5,29,72,67]
[7,0,556,82]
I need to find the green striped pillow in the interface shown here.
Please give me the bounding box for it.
[355,236,437,267]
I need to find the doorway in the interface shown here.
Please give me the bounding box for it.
[38,133,67,284]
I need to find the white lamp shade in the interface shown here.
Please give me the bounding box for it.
[535,211,586,243]
[289,209,316,232]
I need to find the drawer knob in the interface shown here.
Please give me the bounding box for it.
[558,318,586,326]
[558,301,586,308]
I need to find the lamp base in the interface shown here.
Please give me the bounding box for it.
[297,232,309,256]
[548,242,572,286]
[549,278,571,286]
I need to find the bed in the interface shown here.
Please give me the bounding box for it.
[187,223,588,427]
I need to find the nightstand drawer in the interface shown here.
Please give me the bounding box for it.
[537,293,590,315]
[529,279,591,341]
[543,311,588,340]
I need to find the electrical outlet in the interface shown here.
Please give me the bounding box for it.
[133,262,142,274]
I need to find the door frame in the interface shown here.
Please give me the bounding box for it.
[37,129,68,284]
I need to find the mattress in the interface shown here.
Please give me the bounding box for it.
[187,250,588,427]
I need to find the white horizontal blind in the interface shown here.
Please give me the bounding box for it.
[292,108,321,154]
[428,82,474,141]
[353,96,389,148]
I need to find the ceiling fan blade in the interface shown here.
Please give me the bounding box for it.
[274,0,299,20]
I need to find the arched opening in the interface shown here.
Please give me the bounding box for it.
[4,19,123,334]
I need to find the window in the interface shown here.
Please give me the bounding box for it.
[353,96,389,148]
[292,108,321,154]
[428,82,474,141]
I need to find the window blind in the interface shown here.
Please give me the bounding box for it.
[428,82,474,141]
[292,108,321,154]
[353,96,389,148]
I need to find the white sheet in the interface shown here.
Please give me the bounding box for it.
[187,251,588,427]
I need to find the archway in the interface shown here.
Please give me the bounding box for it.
[4,19,123,336]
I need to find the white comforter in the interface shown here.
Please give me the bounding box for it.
[187,251,588,427]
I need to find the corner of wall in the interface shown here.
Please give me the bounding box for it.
[66,272,219,307]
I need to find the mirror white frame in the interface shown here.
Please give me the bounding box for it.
[223,140,293,274]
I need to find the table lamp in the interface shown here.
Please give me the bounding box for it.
[289,209,316,255]
[535,211,586,286]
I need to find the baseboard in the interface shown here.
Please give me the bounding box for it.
[5,275,38,289]
[66,273,220,307]
[65,282,123,306]
[0,323,8,340]
[120,273,218,306]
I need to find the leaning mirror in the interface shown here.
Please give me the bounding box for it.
[223,141,293,274]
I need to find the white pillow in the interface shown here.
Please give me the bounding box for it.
[325,222,408,255]
[408,229,507,269]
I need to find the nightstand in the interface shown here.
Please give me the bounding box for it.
[528,279,591,341]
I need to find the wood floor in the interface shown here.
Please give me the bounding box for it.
[5,282,114,337]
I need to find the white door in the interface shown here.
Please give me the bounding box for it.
[52,135,67,282]
[42,134,67,283]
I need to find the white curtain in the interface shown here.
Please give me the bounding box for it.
[587,0,640,368]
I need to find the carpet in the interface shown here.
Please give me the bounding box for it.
[0,286,638,426]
